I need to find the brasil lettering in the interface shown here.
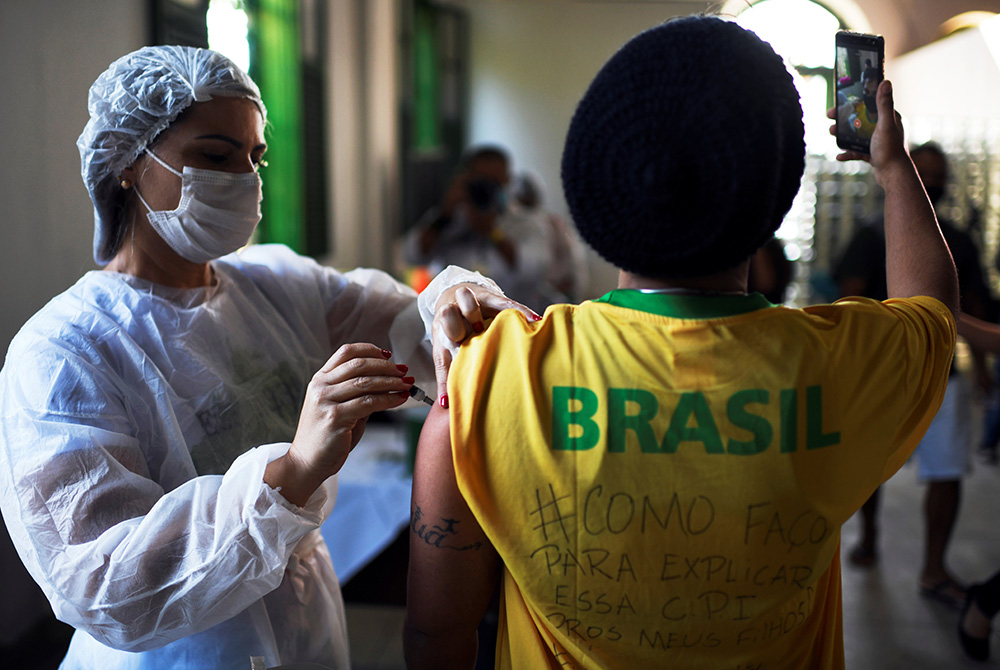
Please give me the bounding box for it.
[552,385,839,454]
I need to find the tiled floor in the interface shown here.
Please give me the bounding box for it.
[840,453,1000,668]
[346,452,1000,669]
[346,605,408,670]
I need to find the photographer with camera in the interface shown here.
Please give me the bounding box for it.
[403,145,552,312]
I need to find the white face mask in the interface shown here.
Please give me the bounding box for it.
[134,149,263,264]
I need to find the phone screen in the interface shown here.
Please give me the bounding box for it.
[835,31,885,154]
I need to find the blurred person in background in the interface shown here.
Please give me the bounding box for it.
[512,170,590,305]
[402,145,552,313]
[835,142,989,611]
[748,236,794,304]
[954,312,1000,661]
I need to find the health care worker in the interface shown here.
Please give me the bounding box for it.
[0,46,530,669]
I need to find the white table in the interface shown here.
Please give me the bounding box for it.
[320,420,417,583]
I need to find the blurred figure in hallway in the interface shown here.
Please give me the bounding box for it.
[835,142,990,609]
[512,170,589,305]
[954,312,1000,661]
[977,246,1000,464]
[748,235,794,304]
[403,145,552,313]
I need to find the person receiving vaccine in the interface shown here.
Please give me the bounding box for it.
[0,45,531,670]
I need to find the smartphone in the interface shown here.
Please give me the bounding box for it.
[835,31,885,154]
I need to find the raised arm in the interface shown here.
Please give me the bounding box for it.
[958,312,1000,355]
[834,81,959,316]
[404,404,501,669]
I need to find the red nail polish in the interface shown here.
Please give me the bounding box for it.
[473,321,484,333]
[402,376,415,385]
[381,349,392,358]
[531,314,543,321]
[440,394,449,409]
[396,364,408,373]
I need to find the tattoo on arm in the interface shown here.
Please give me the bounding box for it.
[410,505,483,551]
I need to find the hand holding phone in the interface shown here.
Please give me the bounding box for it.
[835,31,885,154]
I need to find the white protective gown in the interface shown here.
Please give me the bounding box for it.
[0,244,470,669]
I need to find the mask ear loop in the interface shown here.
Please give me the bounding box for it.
[131,149,179,215]
[145,148,184,178]
[132,185,155,215]
[146,148,184,177]
[118,175,135,261]
[123,153,162,261]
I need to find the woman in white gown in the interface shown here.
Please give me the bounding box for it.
[0,45,531,670]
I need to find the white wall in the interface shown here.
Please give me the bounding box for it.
[326,0,366,270]
[888,14,1000,120]
[0,0,145,641]
[363,0,402,272]
[324,0,401,273]
[0,1,145,359]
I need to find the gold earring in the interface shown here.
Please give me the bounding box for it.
[120,179,132,189]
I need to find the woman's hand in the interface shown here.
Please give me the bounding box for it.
[431,284,540,407]
[265,343,412,506]
[827,80,908,183]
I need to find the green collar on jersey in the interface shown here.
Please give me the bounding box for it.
[593,290,774,319]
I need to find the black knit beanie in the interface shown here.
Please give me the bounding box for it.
[561,16,805,279]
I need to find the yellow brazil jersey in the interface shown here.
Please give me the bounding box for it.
[448,291,955,670]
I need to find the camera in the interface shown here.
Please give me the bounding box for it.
[466,179,501,212]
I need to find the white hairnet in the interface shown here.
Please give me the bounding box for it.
[78,45,266,265]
